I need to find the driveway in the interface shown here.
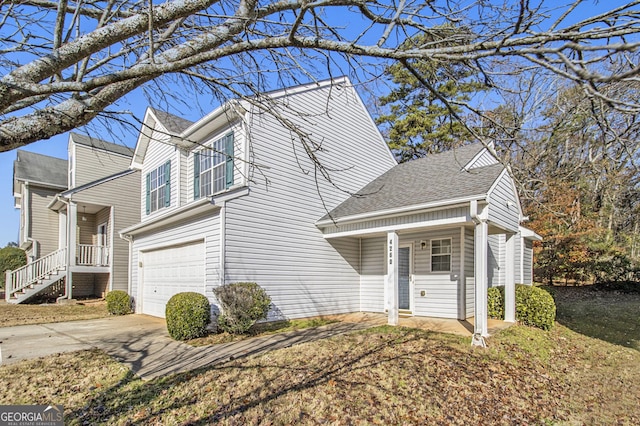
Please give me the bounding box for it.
[0,315,370,380]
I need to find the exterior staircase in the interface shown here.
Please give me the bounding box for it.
[5,248,67,304]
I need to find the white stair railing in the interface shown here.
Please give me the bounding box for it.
[5,248,67,301]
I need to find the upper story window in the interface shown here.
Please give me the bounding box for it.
[431,238,451,272]
[146,160,171,214]
[194,132,234,199]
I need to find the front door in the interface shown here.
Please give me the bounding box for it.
[398,246,411,310]
[97,223,108,265]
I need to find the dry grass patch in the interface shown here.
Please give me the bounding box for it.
[1,289,638,425]
[189,317,338,346]
[1,323,638,425]
[0,300,109,327]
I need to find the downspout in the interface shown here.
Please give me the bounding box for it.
[219,200,226,286]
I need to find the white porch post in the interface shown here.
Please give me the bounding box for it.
[385,231,399,326]
[67,202,77,299]
[474,219,489,338]
[504,233,516,322]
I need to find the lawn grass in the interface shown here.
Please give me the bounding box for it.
[188,317,339,346]
[0,300,109,327]
[0,289,638,425]
[552,285,640,350]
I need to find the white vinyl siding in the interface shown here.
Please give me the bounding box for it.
[140,129,178,221]
[488,172,520,232]
[409,229,461,319]
[488,234,505,287]
[223,82,395,319]
[466,149,499,170]
[465,228,475,318]
[360,237,386,312]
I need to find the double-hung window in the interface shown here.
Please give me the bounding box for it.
[431,238,452,272]
[194,133,234,199]
[146,161,171,214]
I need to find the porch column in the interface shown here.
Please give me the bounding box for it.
[385,231,399,326]
[67,202,77,299]
[474,219,489,338]
[504,233,516,322]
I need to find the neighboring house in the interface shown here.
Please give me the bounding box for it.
[13,150,68,261]
[120,77,539,338]
[6,133,140,303]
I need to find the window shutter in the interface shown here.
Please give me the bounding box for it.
[164,160,171,207]
[145,173,151,215]
[225,133,234,189]
[193,152,200,199]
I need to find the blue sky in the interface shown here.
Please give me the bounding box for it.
[0,0,634,246]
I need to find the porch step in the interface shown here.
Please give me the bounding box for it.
[399,309,413,318]
[7,270,68,304]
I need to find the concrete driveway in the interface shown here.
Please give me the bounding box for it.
[0,315,370,380]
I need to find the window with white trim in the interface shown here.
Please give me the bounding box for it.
[146,160,171,214]
[431,238,451,272]
[194,133,234,199]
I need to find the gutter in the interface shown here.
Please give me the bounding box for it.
[316,195,486,228]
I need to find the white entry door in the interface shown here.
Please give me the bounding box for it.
[398,246,412,311]
[140,241,205,318]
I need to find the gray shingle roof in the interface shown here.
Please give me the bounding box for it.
[14,150,68,188]
[70,132,134,157]
[322,144,504,221]
[150,108,194,134]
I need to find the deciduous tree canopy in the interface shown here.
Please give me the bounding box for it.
[1,0,639,150]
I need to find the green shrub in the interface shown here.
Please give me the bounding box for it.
[515,284,556,331]
[0,246,27,289]
[105,290,131,315]
[213,282,271,335]
[166,292,211,340]
[487,286,505,319]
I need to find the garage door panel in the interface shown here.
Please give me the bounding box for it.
[141,241,205,317]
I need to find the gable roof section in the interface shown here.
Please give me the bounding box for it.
[70,132,134,157]
[14,150,68,189]
[149,108,194,134]
[319,144,503,222]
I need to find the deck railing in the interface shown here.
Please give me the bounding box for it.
[5,248,66,301]
[76,244,109,266]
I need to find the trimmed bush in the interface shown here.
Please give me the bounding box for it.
[487,286,505,320]
[166,292,211,340]
[105,290,131,315]
[0,246,26,289]
[214,282,271,335]
[515,284,556,331]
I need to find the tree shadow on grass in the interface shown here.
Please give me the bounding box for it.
[64,326,565,425]
[552,286,640,351]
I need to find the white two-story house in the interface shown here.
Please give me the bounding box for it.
[121,77,539,337]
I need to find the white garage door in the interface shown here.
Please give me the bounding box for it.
[141,241,205,317]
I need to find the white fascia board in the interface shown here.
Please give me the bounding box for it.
[323,215,470,239]
[131,107,157,168]
[120,186,250,237]
[178,101,244,145]
[519,226,543,241]
[316,195,485,227]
